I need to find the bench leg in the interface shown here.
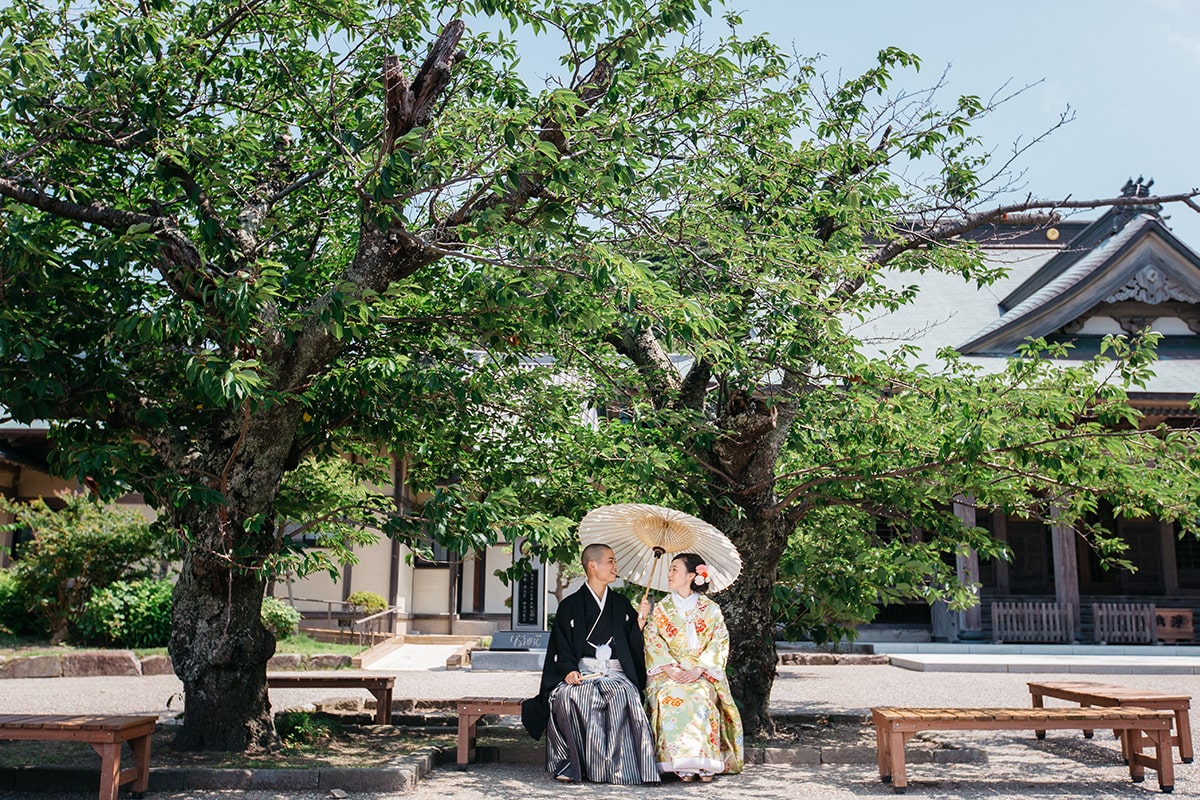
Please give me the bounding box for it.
[1031,690,1046,740]
[875,722,891,782]
[458,713,480,769]
[130,732,152,796]
[1176,708,1193,764]
[1081,703,1093,739]
[1154,727,1175,793]
[93,742,122,800]
[371,688,392,725]
[1128,730,1146,783]
[888,731,908,794]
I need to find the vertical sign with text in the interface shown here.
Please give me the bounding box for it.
[511,538,547,631]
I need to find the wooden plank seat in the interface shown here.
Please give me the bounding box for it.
[0,713,156,800]
[456,697,524,768]
[1029,681,1193,763]
[872,706,1177,794]
[266,672,395,724]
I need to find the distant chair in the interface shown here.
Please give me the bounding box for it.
[991,601,1074,643]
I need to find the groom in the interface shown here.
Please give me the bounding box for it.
[521,543,659,784]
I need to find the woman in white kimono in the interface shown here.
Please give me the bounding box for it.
[641,552,744,782]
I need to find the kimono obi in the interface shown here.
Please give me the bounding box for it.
[578,656,624,677]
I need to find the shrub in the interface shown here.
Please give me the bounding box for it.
[261,596,302,639]
[0,571,38,637]
[0,493,167,643]
[345,590,387,615]
[275,711,341,746]
[77,579,173,648]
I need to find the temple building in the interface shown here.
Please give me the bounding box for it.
[854,178,1200,642]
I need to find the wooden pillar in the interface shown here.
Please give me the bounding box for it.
[448,552,460,635]
[1051,521,1081,637]
[0,466,17,569]
[389,454,410,633]
[992,513,1010,596]
[1160,521,1180,596]
[952,496,982,634]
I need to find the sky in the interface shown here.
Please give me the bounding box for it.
[721,0,1200,244]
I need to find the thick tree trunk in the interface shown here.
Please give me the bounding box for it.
[166,407,301,751]
[700,388,799,736]
[169,553,276,751]
[709,506,790,736]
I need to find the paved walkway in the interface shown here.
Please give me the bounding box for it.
[363,643,463,671]
[890,652,1200,673]
[0,652,1197,798]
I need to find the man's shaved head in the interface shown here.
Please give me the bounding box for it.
[581,543,613,571]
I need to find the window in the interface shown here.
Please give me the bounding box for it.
[1176,525,1200,590]
[413,539,452,568]
[281,522,328,548]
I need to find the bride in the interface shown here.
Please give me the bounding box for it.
[640,552,744,782]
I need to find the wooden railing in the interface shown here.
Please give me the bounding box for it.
[1093,602,1157,645]
[991,601,1074,643]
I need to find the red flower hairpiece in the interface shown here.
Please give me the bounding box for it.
[694,564,710,585]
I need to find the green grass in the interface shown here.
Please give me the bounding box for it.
[0,632,366,660]
[274,633,365,656]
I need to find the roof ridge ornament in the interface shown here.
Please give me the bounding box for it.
[1121,176,1154,198]
[1114,176,1163,230]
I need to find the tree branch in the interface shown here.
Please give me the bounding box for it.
[829,190,1200,303]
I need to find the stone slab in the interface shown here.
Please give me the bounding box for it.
[490,630,550,650]
[819,746,878,764]
[61,650,140,677]
[139,654,174,675]
[250,768,320,789]
[267,653,303,670]
[0,655,61,679]
[307,654,353,670]
[185,768,252,789]
[470,650,545,671]
[147,768,186,790]
[318,767,415,792]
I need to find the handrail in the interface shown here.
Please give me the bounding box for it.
[350,606,401,647]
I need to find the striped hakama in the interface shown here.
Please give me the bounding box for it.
[545,661,659,784]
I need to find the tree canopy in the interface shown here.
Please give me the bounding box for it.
[2,0,1199,748]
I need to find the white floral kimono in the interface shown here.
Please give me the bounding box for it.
[643,592,744,776]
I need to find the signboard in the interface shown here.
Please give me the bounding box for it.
[510,538,546,631]
[1156,608,1194,643]
[490,630,551,650]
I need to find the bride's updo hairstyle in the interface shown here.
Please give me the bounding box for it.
[673,552,710,594]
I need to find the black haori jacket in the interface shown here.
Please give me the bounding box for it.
[520,585,648,740]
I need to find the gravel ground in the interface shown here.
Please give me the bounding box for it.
[0,664,1196,798]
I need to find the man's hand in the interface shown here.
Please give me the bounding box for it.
[565,671,583,685]
[637,598,651,628]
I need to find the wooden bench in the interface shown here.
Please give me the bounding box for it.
[872,706,1176,794]
[1093,602,1157,644]
[991,601,1073,643]
[456,697,523,768]
[266,672,395,724]
[1029,680,1193,763]
[0,714,156,800]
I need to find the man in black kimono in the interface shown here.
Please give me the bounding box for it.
[521,543,659,784]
